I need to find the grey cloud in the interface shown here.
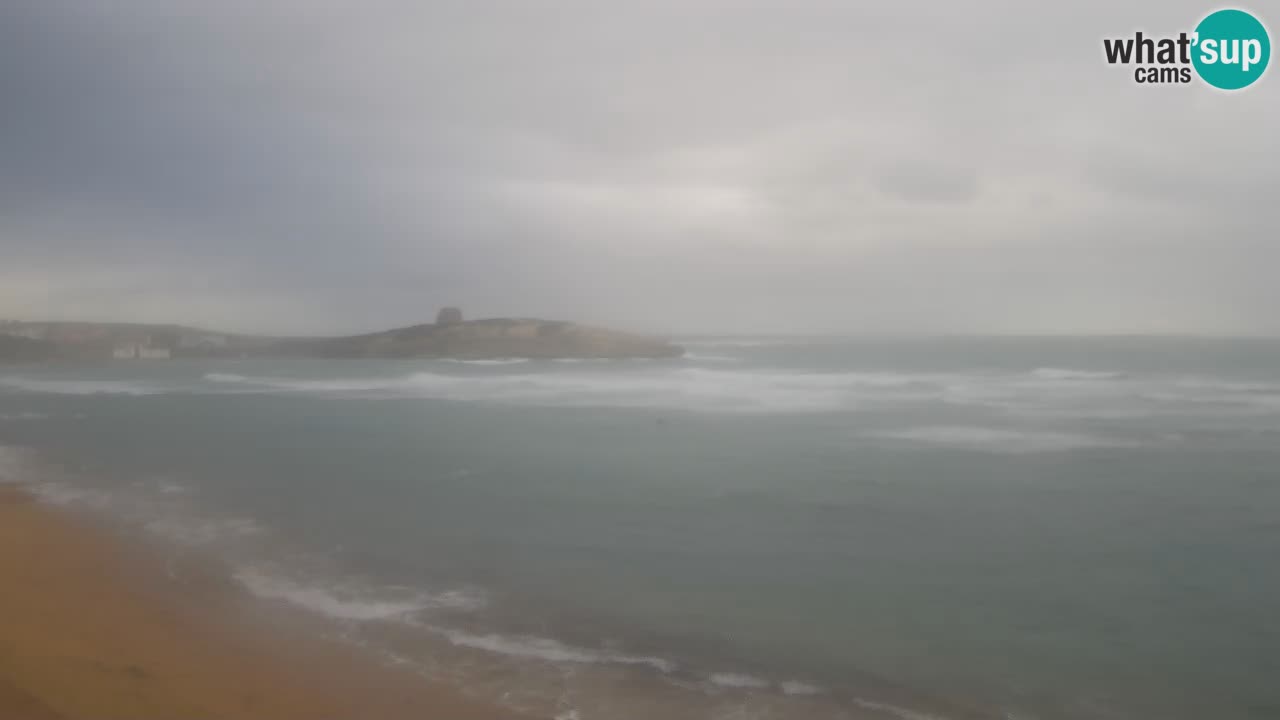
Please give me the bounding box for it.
[874,163,979,205]
[1,0,1277,334]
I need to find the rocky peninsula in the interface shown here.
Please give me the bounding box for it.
[0,309,683,362]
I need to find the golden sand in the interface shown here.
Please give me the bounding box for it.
[0,486,526,720]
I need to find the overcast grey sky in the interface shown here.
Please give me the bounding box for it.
[2,1,1276,335]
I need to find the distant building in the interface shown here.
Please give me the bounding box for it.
[113,336,172,360]
[1,325,47,340]
[436,306,464,325]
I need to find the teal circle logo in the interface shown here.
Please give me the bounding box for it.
[1192,9,1270,90]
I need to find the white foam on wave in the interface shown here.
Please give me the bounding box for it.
[436,358,530,366]
[1030,367,1123,381]
[145,515,262,546]
[28,481,113,508]
[0,411,51,421]
[0,376,162,395]
[871,426,1136,453]
[24,362,1279,428]
[780,680,822,696]
[974,370,1280,421]
[203,372,248,383]
[200,367,941,413]
[21,472,266,547]
[205,372,407,393]
[853,698,952,720]
[419,624,677,674]
[1169,376,1280,395]
[233,568,483,622]
[3,454,488,635]
[707,672,771,689]
[0,452,271,551]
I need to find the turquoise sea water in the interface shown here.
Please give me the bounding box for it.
[2,336,1278,719]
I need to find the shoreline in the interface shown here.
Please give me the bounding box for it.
[0,442,975,720]
[0,478,981,720]
[0,484,527,720]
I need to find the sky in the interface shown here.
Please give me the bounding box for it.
[2,1,1277,336]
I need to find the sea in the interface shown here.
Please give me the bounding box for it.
[1,336,1277,720]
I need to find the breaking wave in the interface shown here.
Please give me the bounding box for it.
[10,362,1280,427]
[0,376,164,395]
[852,699,952,720]
[1030,367,1123,381]
[781,680,823,696]
[233,568,483,621]
[707,672,771,689]
[144,515,263,546]
[0,411,51,421]
[415,624,678,674]
[435,358,530,366]
[203,372,248,383]
[870,426,1139,453]
[201,367,938,413]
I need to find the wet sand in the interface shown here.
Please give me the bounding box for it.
[0,485,527,720]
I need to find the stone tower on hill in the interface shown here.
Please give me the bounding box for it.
[436,307,463,325]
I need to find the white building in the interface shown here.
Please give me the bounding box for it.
[112,337,172,359]
[1,325,47,340]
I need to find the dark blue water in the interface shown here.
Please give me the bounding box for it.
[2,337,1278,720]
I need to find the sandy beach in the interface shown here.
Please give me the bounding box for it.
[0,485,525,720]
